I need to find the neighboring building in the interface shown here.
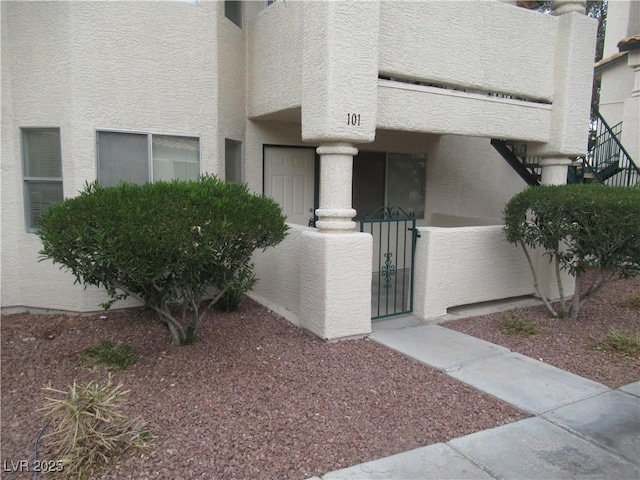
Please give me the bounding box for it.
[595,0,639,170]
[1,0,597,339]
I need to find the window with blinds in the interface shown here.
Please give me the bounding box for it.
[22,128,64,231]
[97,131,200,187]
[224,139,243,184]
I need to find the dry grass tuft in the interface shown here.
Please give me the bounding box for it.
[39,375,154,479]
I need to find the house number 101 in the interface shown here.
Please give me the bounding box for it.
[347,113,361,126]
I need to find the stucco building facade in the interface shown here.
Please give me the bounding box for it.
[1,0,597,339]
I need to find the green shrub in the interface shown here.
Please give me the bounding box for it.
[594,329,640,358]
[501,312,539,336]
[38,175,288,345]
[78,340,138,371]
[40,376,154,479]
[504,185,640,320]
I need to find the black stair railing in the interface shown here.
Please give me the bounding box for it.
[586,109,640,187]
[492,109,639,187]
[490,139,541,186]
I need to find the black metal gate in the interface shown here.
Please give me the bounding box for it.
[360,205,418,320]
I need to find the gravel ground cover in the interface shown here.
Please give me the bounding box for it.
[2,299,522,480]
[445,274,640,389]
[2,274,637,479]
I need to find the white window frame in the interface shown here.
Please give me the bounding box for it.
[21,127,64,232]
[95,128,201,186]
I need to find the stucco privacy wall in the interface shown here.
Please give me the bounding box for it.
[250,224,310,326]
[413,226,535,320]
[378,1,556,102]
[1,1,219,311]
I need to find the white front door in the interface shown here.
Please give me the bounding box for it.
[264,147,316,226]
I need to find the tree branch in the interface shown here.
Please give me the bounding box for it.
[520,241,558,318]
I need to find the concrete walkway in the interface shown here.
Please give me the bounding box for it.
[309,319,640,480]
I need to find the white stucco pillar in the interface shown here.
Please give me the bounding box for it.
[539,157,572,185]
[537,157,575,301]
[315,143,358,233]
[296,1,378,340]
[528,0,595,160]
[300,142,372,340]
[527,0,594,303]
[551,0,585,16]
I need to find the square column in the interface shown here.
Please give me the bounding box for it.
[300,231,372,340]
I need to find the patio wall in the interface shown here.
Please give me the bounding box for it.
[413,225,535,320]
[250,223,312,326]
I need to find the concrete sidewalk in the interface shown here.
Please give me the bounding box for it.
[309,320,640,480]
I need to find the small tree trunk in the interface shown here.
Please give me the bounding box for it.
[520,241,558,318]
[154,308,187,345]
[570,274,582,320]
[164,319,185,345]
[554,249,567,316]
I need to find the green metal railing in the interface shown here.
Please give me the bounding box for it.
[360,205,417,320]
[579,110,640,187]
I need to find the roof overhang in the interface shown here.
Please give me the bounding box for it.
[594,51,628,78]
[618,33,640,52]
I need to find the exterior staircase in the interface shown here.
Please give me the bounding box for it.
[492,109,640,187]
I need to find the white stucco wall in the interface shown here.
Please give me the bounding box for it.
[598,1,639,130]
[602,0,640,59]
[250,223,311,326]
[301,1,379,143]
[1,1,220,311]
[413,226,535,319]
[599,61,635,123]
[217,2,248,177]
[247,0,303,119]
[377,81,552,141]
[379,1,556,102]
[425,136,527,226]
[529,12,597,157]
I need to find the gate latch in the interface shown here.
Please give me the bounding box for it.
[408,227,421,238]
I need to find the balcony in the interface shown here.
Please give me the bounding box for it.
[247,1,588,144]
